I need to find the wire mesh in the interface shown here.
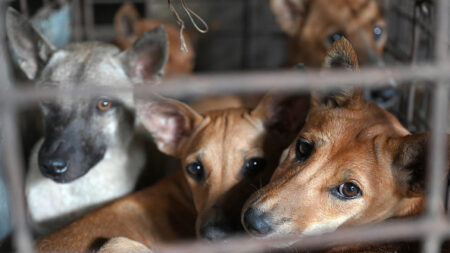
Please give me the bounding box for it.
[0,0,449,252]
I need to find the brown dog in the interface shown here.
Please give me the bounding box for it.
[35,93,309,251]
[241,38,448,250]
[115,3,195,76]
[271,0,387,67]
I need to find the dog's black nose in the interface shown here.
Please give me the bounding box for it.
[42,158,68,174]
[243,207,272,236]
[200,222,233,241]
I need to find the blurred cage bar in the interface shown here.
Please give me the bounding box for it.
[0,0,449,252]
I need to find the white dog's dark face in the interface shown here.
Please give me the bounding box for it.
[6,8,169,183]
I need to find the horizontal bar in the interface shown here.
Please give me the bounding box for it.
[2,63,450,107]
[157,217,450,253]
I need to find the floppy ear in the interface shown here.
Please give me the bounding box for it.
[6,7,56,80]
[136,95,203,157]
[114,3,141,48]
[386,133,431,197]
[118,25,169,83]
[270,0,310,36]
[311,37,363,108]
[250,93,310,135]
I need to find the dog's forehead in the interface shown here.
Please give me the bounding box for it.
[292,105,408,186]
[38,42,128,88]
[312,0,382,28]
[304,104,406,143]
[188,109,265,161]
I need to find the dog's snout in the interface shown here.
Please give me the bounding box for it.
[243,207,272,236]
[200,222,233,241]
[42,158,68,175]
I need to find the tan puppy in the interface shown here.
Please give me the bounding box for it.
[115,3,195,76]
[242,39,449,249]
[271,0,387,67]
[35,93,309,251]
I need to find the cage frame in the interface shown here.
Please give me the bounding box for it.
[0,0,449,252]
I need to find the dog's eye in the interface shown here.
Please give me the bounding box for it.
[97,99,113,112]
[332,182,362,200]
[186,161,204,181]
[295,137,313,163]
[242,157,267,178]
[325,31,344,47]
[373,26,383,41]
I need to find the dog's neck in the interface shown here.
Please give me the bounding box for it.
[26,135,145,234]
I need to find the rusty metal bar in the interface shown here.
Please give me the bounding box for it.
[0,4,34,253]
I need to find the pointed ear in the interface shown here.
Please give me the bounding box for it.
[251,93,309,135]
[322,37,359,70]
[118,25,169,83]
[136,95,203,157]
[114,3,140,47]
[311,37,363,108]
[270,0,310,36]
[6,7,56,80]
[386,133,431,197]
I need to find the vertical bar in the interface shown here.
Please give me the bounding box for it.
[241,0,255,69]
[72,0,83,41]
[0,4,34,253]
[407,1,426,130]
[145,0,153,19]
[84,0,94,40]
[0,107,34,253]
[426,0,449,217]
[19,0,28,17]
[406,85,416,129]
[423,0,449,252]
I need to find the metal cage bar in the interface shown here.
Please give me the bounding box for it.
[0,0,449,252]
[422,0,450,251]
[0,3,34,253]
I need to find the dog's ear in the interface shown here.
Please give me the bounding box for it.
[270,0,310,36]
[386,133,431,197]
[118,25,169,83]
[136,95,203,157]
[322,37,359,70]
[251,93,309,135]
[114,3,140,47]
[311,37,364,109]
[6,7,56,80]
[389,133,450,197]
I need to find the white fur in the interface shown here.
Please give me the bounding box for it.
[301,216,348,236]
[97,237,153,253]
[26,138,145,234]
[279,147,290,165]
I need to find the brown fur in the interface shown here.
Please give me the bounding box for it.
[114,3,195,76]
[36,171,194,252]
[242,41,449,251]
[35,93,309,251]
[271,0,387,67]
